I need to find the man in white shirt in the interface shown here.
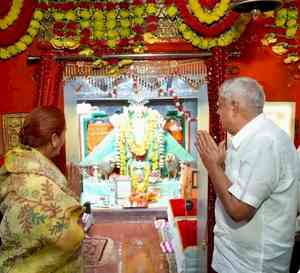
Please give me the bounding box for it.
[197,77,300,273]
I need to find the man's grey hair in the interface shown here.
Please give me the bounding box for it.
[219,77,265,114]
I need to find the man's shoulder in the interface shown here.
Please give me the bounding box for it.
[250,118,290,144]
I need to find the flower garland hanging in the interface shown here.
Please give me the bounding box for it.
[0,1,252,58]
[188,0,231,25]
[275,7,299,39]
[0,0,23,30]
[164,2,250,49]
[116,106,164,176]
[174,0,239,37]
[0,9,44,59]
[177,14,251,49]
[44,1,159,52]
[261,7,300,69]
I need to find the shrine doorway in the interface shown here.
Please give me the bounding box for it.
[64,59,209,273]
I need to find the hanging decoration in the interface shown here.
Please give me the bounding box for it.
[37,1,160,53]
[274,7,299,39]
[63,59,207,93]
[176,14,251,49]
[261,6,300,72]
[188,0,231,25]
[3,1,298,59]
[0,9,43,59]
[174,0,240,37]
[0,0,24,30]
[116,105,165,182]
[162,0,251,49]
[0,0,254,59]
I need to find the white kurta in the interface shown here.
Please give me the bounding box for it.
[212,114,300,273]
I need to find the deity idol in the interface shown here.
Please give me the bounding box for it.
[81,103,194,200]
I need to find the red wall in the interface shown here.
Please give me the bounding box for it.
[234,46,300,146]
[0,50,38,113]
[1,45,298,109]
[1,37,300,148]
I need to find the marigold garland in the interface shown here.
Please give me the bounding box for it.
[0,0,24,30]
[117,106,163,178]
[0,10,43,59]
[275,7,299,38]
[188,0,231,25]
[175,0,239,37]
[48,3,158,51]
[177,14,251,49]
[0,1,252,59]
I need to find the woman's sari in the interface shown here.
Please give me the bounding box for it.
[0,146,84,273]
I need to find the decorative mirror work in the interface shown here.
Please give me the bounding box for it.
[64,59,207,100]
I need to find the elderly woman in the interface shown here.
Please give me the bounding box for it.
[0,106,84,273]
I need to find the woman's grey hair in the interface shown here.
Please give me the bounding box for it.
[219,77,265,114]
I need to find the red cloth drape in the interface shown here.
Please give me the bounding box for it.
[37,51,66,173]
[37,53,64,107]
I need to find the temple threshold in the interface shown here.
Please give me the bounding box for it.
[92,207,168,223]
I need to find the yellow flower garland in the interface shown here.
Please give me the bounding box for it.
[178,14,251,49]
[274,7,299,38]
[188,0,230,25]
[0,10,44,59]
[118,129,127,175]
[0,0,23,30]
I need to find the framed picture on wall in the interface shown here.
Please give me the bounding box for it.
[226,102,295,143]
[1,113,27,153]
[263,102,296,141]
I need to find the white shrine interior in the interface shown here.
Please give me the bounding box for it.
[64,60,209,210]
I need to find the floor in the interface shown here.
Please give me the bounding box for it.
[85,210,170,273]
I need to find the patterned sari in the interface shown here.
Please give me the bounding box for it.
[0,146,84,273]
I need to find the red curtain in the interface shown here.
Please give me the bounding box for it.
[37,51,66,172]
[37,52,64,107]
